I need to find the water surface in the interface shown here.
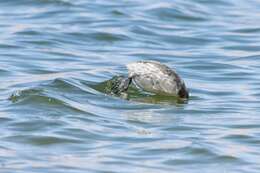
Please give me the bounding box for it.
[1,0,260,172]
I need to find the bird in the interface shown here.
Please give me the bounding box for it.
[110,60,189,99]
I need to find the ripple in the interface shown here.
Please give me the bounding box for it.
[7,119,65,132]
[147,7,207,22]
[232,27,260,34]
[92,32,129,42]
[110,10,127,16]
[4,135,81,146]
[0,0,75,7]
[223,45,260,52]
[9,88,43,103]
[8,79,94,112]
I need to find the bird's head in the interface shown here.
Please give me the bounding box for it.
[178,82,189,99]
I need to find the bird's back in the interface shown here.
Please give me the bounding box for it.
[127,61,183,96]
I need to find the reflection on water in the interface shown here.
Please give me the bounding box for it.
[1,0,260,172]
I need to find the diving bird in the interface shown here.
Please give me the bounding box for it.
[110,61,189,99]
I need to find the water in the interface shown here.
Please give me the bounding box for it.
[1,0,260,172]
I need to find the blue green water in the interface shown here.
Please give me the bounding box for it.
[1,0,260,172]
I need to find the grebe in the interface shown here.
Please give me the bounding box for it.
[111,61,189,99]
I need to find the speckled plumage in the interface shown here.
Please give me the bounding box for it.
[126,61,189,98]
